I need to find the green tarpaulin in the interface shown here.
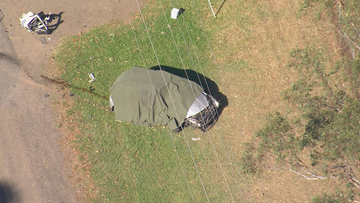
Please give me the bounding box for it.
[110,66,204,130]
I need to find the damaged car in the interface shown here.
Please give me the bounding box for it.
[109,66,219,133]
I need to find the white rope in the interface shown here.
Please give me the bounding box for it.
[187,0,267,202]
[120,0,242,201]
[172,0,213,94]
[174,0,244,197]
[156,3,237,201]
[134,0,211,201]
[173,0,248,200]
[159,0,236,201]
[119,1,195,201]
[208,0,216,18]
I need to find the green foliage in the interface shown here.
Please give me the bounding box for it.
[240,112,298,175]
[338,0,360,40]
[322,97,360,162]
[298,0,334,16]
[299,0,334,10]
[255,112,297,162]
[241,47,360,183]
[350,59,360,92]
[351,58,360,76]
[337,0,360,93]
[240,143,259,175]
[313,187,356,203]
[312,192,349,203]
[285,47,360,163]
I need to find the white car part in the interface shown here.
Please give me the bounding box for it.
[109,95,114,111]
[185,92,209,118]
[20,12,49,33]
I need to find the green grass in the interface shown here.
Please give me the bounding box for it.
[55,0,245,202]
[54,0,360,201]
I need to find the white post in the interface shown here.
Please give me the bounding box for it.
[207,0,216,18]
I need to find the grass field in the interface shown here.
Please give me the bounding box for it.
[55,0,242,202]
[53,0,360,202]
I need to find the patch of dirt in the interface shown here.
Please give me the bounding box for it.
[0,0,147,202]
[1,0,146,82]
[55,89,99,202]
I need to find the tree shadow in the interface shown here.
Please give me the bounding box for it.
[0,180,18,203]
[150,65,229,117]
[37,11,64,34]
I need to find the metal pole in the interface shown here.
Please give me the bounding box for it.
[207,0,216,18]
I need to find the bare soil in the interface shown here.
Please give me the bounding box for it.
[0,0,145,202]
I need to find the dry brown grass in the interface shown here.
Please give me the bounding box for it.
[208,0,344,202]
[54,89,100,202]
[44,59,98,202]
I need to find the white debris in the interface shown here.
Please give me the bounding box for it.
[89,73,96,83]
[171,8,180,19]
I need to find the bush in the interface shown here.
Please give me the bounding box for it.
[240,48,360,200]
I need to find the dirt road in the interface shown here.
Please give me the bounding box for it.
[0,1,145,202]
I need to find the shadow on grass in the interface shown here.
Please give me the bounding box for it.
[150,65,229,117]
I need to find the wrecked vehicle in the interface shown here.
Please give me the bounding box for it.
[20,11,50,34]
[109,66,219,132]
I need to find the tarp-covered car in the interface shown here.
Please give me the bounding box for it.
[109,66,219,132]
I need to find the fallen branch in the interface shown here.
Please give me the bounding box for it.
[336,0,344,8]
[351,176,360,185]
[350,177,360,190]
[290,168,319,180]
[351,23,360,39]
[301,168,327,179]
[349,167,360,190]
[337,27,360,51]
[289,168,327,180]
[337,0,342,19]
[329,164,348,170]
